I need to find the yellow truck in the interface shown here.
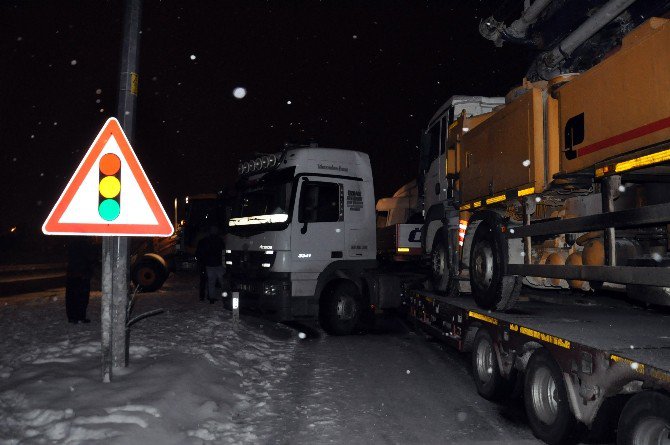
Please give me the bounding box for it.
[424,17,670,311]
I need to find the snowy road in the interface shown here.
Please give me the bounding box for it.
[262,320,540,445]
[0,272,541,444]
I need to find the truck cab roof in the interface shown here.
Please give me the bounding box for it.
[243,147,373,182]
[428,95,505,128]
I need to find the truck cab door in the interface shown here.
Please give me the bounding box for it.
[291,178,345,273]
[423,117,448,211]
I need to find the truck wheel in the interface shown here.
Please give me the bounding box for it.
[319,282,361,336]
[472,329,516,401]
[431,234,452,293]
[617,391,670,445]
[469,220,521,311]
[132,259,167,292]
[524,348,583,445]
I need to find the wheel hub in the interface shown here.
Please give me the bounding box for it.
[475,339,494,384]
[336,296,357,320]
[138,267,156,286]
[472,241,494,289]
[631,417,670,445]
[432,247,445,278]
[531,367,559,425]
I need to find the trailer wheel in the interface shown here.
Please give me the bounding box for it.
[472,329,516,401]
[617,391,670,445]
[131,257,168,292]
[431,234,452,293]
[319,282,361,336]
[524,349,583,445]
[470,219,521,311]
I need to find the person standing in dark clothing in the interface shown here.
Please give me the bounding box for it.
[65,237,94,323]
[195,226,226,304]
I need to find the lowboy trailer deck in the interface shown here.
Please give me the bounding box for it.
[408,289,670,444]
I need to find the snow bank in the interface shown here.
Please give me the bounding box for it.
[0,274,297,444]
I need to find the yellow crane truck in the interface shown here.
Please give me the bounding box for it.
[423,17,670,310]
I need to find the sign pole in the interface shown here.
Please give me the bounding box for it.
[102,0,142,382]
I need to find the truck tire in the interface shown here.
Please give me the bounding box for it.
[431,234,452,293]
[617,391,670,445]
[524,349,584,445]
[319,281,361,336]
[132,257,168,292]
[469,219,521,311]
[472,329,516,401]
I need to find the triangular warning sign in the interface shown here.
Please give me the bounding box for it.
[43,118,174,237]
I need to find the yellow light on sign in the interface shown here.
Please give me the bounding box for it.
[99,176,121,198]
[473,201,482,208]
[518,187,535,197]
[615,148,670,173]
[397,247,410,253]
[485,194,506,205]
[459,203,471,211]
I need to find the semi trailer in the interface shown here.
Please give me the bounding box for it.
[409,10,670,445]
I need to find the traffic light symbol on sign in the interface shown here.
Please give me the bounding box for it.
[98,153,121,221]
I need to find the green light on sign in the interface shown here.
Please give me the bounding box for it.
[98,199,120,221]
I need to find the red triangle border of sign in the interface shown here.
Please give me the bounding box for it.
[42,118,174,236]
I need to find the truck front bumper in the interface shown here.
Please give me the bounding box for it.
[231,277,292,321]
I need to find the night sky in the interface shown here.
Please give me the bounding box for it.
[2,1,531,238]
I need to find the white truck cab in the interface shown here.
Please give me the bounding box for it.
[226,147,379,334]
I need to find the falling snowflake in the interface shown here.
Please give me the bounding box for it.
[535,196,541,203]
[99,108,104,113]
[17,36,22,42]
[70,60,77,66]
[190,54,196,60]
[53,122,58,126]
[618,185,626,193]
[298,332,306,339]
[652,252,663,262]
[522,159,531,167]
[406,370,410,375]
[96,99,101,103]
[352,35,358,39]
[233,87,246,99]
[95,88,102,95]
[30,135,35,139]
[286,100,292,105]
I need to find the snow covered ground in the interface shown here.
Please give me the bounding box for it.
[0,273,299,444]
[0,273,542,444]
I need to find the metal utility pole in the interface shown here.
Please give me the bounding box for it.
[102,0,142,383]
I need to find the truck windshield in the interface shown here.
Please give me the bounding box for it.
[229,167,296,227]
